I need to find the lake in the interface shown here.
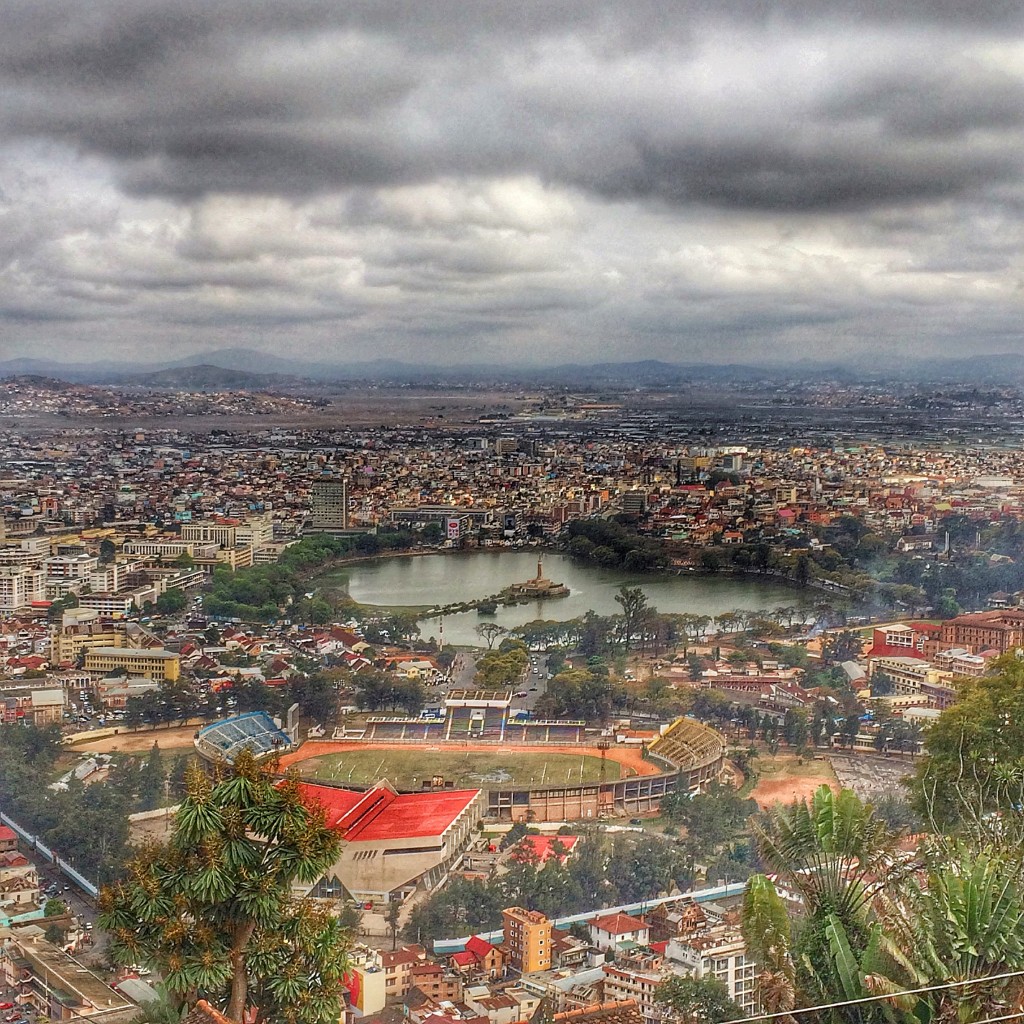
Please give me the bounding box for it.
[323,550,810,646]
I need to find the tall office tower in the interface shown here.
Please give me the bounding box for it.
[310,479,348,532]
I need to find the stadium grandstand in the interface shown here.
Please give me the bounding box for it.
[358,691,590,745]
[648,716,727,791]
[195,710,295,763]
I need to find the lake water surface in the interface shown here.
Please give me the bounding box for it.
[325,551,808,646]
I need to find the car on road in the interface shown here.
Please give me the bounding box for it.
[0,1003,14,1010]
[529,687,537,691]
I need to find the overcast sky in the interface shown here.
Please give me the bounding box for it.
[2,1,1024,367]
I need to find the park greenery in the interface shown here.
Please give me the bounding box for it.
[122,671,341,728]
[99,751,348,1024]
[0,722,179,883]
[201,529,421,623]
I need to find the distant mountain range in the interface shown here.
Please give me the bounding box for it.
[1,347,1023,388]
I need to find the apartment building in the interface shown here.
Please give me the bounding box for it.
[941,610,1024,654]
[601,952,664,1024]
[665,930,757,1016]
[502,907,552,974]
[309,479,348,532]
[0,568,46,611]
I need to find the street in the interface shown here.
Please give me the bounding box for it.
[442,650,549,711]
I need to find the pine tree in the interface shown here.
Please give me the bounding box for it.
[137,743,166,811]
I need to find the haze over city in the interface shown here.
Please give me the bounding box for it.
[3,1,1024,366]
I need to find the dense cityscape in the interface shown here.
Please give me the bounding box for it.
[0,370,1022,1024]
[5,2,1024,1023]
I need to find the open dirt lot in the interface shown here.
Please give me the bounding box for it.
[749,754,838,809]
[71,725,199,754]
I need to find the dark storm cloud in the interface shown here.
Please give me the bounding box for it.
[3,1,1023,210]
[2,0,1024,364]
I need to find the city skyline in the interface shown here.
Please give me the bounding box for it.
[2,2,1024,366]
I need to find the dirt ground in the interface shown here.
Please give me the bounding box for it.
[749,754,838,809]
[71,725,199,754]
[279,740,661,779]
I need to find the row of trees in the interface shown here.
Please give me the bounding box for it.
[122,672,341,728]
[405,829,695,943]
[0,723,198,883]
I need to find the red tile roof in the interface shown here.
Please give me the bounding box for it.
[590,913,647,936]
[464,936,495,958]
[513,834,580,865]
[295,781,480,842]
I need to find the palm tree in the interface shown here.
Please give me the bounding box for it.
[875,835,1024,1023]
[750,786,911,1022]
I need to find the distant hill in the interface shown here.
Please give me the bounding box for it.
[3,347,1024,388]
[122,363,299,389]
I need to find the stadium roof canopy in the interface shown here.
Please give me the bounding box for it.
[296,780,480,842]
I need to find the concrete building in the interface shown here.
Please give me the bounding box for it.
[0,568,46,611]
[309,479,348,532]
[0,927,135,1021]
[344,945,388,1017]
[83,647,180,682]
[665,930,757,1016]
[941,610,1024,654]
[297,780,484,906]
[600,952,664,1024]
[501,907,552,974]
[588,913,650,953]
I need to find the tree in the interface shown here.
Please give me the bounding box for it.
[385,900,402,951]
[874,832,1024,1023]
[156,588,187,615]
[289,674,339,725]
[752,786,907,1018]
[654,975,742,1024]
[338,903,363,936]
[913,654,1024,824]
[44,898,68,917]
[137,743,167,811]
[99,538,116,563]
[869,670,894,697]
[475,622,508,650]
[99,751,347,1024]
[614,585,649,649]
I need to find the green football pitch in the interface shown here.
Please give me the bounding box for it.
[296,748,620,788]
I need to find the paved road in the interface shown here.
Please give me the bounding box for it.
[20,847,107,965]
[441,651,549,711]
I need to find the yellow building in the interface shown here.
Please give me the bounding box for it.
[83,647,180,682]
[502,907,552,974]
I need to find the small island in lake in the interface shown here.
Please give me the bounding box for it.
[501,557,570,600]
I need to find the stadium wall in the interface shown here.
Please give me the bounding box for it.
[486,719,724,822]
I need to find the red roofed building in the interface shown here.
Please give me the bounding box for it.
[0,825,17,852]
[588,913,650,952]
[511,834,580,866]
[295,780,484,908]
[449,936,503,980]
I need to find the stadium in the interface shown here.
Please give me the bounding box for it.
[277,692,727,822]
[194,709,297,762]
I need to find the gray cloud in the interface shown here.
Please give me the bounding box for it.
[1,1,1023,364]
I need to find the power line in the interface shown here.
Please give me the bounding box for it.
[719,968,1024,1024]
